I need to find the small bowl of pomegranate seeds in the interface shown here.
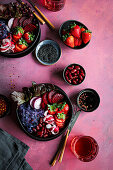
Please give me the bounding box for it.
[63,63,86,85]
[0,94,10,118]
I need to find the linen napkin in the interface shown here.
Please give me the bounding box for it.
[0,128,33,170]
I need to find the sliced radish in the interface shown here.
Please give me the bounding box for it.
[30,97,42,109]
[30,97,37,107]
[51,125,59,135]
[44,110,48,116]
[8,18,14,29]
[43,115,54,124]
[32,97,42,109]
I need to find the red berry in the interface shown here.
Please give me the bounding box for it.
[71,69,77,73]
[75,65,80,70]
[36,125,40,130]
[79,74,83,80]
[72,79,77,85]
[68,65,74,70]
[80,72,85,77]
[77,70,80,75]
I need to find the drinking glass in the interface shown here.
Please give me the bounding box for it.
[71,136,99,162]
[43,0,66,11]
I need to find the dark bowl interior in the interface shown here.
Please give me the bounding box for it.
[63,63,86,85]
[0,18,41,58]
[0,94,10,118]
[59,20,90,49]
[77,88,100,112]
[16,83,73,141]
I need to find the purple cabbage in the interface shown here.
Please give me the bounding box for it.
[18,103,44,133]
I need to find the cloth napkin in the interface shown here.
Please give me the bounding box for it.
[0,128,33,170]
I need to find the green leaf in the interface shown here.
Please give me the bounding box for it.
[57,112,66,120]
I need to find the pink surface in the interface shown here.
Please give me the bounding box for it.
[0,0,113,170]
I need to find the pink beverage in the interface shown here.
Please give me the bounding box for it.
[43,0,66,11]
[71,136,99,162]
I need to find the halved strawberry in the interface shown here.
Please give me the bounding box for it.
[23,32,35,43]
[42,92,48,105]
[17,38,28,50]
[48,90,56,104]
[62,33,75,48]
[24,24,36,33]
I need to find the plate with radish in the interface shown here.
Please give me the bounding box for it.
[0,2,40,58]
[11,83,73,141]
[59,20,92,49]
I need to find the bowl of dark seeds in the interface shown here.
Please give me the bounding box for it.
[35,40,61,65]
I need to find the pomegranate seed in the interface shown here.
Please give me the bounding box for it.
[43,134,48,138]
[42,127,45,131]
[80,69,84,73]
[36,125,40,130]
[74,72,77,76]
[75,65,80,70]
[33,128,37,133]
[71,69,77,73]
[77,70,80,75]
[65,69,69,75]
[79,80,82,83]
[79,75,83,80]
[72,79,77,85]
[68,72,73,79]
[80,72,85,77]
[68,65,74,70]
[39,118,43,123]
[38,123,42,128]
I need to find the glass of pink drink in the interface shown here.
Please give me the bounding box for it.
[43,0,66,11]
[71,136,99,162]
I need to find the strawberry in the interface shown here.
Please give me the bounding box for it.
[74,38,79,46]
[42,92,48,105]
[17,38,28,50]
[62,33,75,48]
[82,30,92,44]
[23,32,35,43]
[81,27,85,32]
[14,44,23,52]
[70,24,81,38]
[78,38,82,46]
[47,103,58,115]
[24,24,36,33]
[60,103,69,113]
[13,26,24,41]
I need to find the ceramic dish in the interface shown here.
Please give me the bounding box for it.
[77,88,100,112]
[16,83,73,141]
[63,63,86,85]
[59,20,90,49]
[35,40,61,65]
[0,94,10,118]
[0,19,41,58]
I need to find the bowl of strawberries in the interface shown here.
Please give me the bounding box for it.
[59,20,92,49]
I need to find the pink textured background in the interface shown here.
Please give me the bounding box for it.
[0,0,113,170]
